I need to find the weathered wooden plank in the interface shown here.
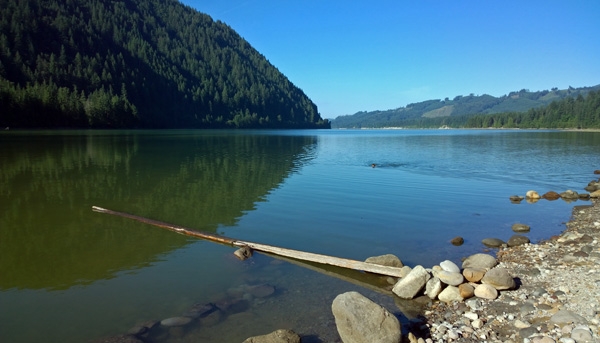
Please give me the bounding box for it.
[233,241,404,277]
[92,206,404,278]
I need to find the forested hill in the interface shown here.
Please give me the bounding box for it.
[0,0,330,129]
[332,85,600,129]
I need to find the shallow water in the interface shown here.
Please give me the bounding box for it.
[0,129,598,342]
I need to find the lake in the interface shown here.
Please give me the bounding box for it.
[1,129,598,342]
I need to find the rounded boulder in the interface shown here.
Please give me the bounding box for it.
[332,291,401,343]
[481,268,516,290]
[462,253,497,270]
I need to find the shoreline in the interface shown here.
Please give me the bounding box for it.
[408,197,600,342]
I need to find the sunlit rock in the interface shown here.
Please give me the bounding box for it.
[525,190,540,199]
[365,254,404,268]
[392,265,430,299]
[332,291,401,343]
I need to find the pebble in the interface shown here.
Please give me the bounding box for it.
[160,316,192,327]
[570,325,593,342]
[463,311,478,320]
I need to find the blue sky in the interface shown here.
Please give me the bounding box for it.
[180,0,600,119]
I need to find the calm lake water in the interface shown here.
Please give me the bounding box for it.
[1,129,599,342]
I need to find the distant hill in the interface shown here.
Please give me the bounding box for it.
[0,0,330,129]
[332,85,600,128]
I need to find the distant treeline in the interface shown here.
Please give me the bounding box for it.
[0,0,330,129]
[332,86,600,129]
[411,90,600,129]
[463,91,600,129]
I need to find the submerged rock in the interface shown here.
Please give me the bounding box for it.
[247,284,276,298]
[331,291,401,343]
[512,223,531,232]
[183,302,216,318]
[90,334,143,343]
[243,329,300,343]
[561,190,579,200]
[450,236,464,246]
[542,191,561,200]
[482,237,505,247]
[160,316,192,327]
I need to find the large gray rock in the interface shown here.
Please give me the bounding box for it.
[481,268,516,290]
[392,265,431,299]
[365,254,404,268]
[435,270,464,286]
[332,291,401,343]
[462,253,497,270]
[243,329,301,343]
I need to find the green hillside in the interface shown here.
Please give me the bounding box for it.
[0,0,330,129]
[332,86,600,128]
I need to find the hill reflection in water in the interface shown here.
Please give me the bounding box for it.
[0,130,317,290]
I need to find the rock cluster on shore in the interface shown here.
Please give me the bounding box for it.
[326,174,600,343]
[327,197,599,343]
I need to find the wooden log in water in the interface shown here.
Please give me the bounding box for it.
[91,206,236,245]
[91,206,404,278]
[231,240,404,277]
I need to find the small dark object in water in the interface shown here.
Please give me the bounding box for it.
[450,236,464,246]
[234,245,253,260]
[371,163,376,168]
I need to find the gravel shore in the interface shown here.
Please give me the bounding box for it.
[406,198,600,343]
